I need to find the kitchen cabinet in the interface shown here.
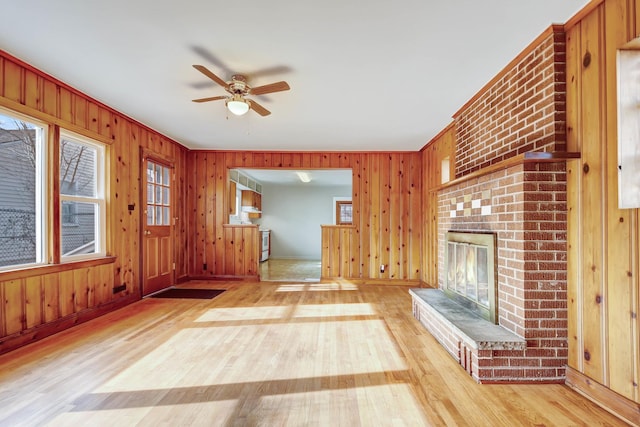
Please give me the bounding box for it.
[241,190,262,218]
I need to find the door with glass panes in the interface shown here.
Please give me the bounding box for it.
[142,158,174,296]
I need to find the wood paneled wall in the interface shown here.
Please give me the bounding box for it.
[187,151,423,282]
[0,50,189,353]
[564,0,640,419]
[421,124,455,287]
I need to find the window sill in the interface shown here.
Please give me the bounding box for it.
[0,256,116,281]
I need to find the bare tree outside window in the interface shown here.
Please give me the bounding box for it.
[0,115,41,266]
[0,112,96,267]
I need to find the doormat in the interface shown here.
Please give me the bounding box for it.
[151,288,225,299]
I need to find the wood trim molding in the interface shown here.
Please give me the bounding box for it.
[565,366,640,426]
[420,121,456,153]
[0,256,116,282]
[563,0,605,32]
[0,96,116,146]
[431,152,581,193]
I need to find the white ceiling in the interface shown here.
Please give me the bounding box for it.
[0,0,589,152]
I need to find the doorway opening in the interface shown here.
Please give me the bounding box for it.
[230,168,352,281]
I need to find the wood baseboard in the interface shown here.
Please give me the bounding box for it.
[565,366,640,426]
[0,293,139,355]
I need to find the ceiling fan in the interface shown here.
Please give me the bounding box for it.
[192,64,290,117]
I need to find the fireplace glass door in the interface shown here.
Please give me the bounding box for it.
[444,231,497,323]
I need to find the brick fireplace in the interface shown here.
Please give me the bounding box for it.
[412,25,571,383]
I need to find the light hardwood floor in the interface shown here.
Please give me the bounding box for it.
[0,280,629,426]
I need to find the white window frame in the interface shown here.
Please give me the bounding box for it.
[59,130,106,261]
[0,106,48,270]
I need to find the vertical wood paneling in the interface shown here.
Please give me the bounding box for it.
[59,270,75,317]
[194,152,207,273]
[409,152,422,280]
[566,0,640,410]
[3,60,22,103]
[566,18,584,372]
[214,154,226,273]
[421,124,455,287]
[577,4,606,384]
[206,153,217,273]
[44,273,60,322]
[189,151,422,282]
[369,154,381,278]
[3,279,24,335]
[351,159,362,278]
[604,0,637,400]
[390,155,401,278]
[24,276,43,329]
[42,80,57,117]
[24,70,40,110]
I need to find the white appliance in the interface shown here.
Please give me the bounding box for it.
[260,229,270,262]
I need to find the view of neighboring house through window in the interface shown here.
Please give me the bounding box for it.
[60,132,106,259]
[0,110,46,268]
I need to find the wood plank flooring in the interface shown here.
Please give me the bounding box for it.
[0,280,629,426]
[259,259,321,282]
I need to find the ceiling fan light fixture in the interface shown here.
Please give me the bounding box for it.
[226,95,250,116]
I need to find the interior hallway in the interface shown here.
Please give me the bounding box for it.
[259,259,321,282]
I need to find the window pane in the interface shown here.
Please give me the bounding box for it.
[163,207,170,225]
[147,162,154,183]
[155,164,162,184]
[163,166,170,186]
[60,139,96,197]
[147,183,154,204]
[156,206,163,225]
[147,206,154,225]
[0,112,43,267]
[163,187,170,206]
[155,185,162,205]
[61,202,96,256]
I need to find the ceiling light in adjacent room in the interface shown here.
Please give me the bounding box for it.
[296,171,311,183]
[226,95,250,116]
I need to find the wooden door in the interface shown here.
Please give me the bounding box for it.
[142,158,174,296]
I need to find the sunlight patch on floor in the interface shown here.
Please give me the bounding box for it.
[92,318,407,393]
[276,282,359,292]
[194,306,292,322]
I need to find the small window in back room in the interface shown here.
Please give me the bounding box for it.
[336,200,352,225]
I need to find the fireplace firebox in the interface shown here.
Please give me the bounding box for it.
[444,231,497,323]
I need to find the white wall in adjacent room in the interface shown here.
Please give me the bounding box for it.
[258,183,351,260]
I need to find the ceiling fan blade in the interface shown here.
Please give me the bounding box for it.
[192,95,227,103]
[193,65,228,88]
[248,99,271,116]
[250,81,290,96]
